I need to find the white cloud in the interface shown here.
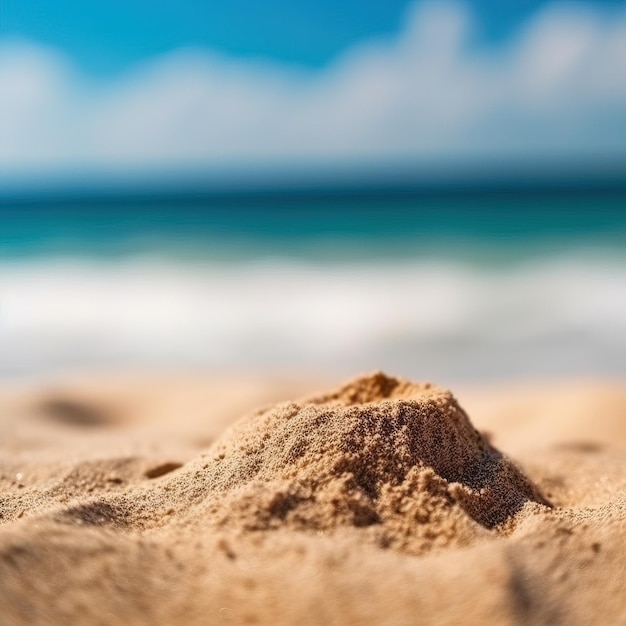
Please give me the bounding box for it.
[1,1,626,184]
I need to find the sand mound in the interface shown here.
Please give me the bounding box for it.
[0,373,625,624]
[198,373,548,554]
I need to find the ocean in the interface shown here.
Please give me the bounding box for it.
[1,183,625,383]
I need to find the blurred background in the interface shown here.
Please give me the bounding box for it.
[0,0,625,385]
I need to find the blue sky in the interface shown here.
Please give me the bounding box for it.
[1,0,626,189]
[3,0,623,73]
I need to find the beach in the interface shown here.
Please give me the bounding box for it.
[1,187,624,624]
[3,0,626,620]
[0,371,624,624]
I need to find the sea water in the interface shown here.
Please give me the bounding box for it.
[1,184,625,383]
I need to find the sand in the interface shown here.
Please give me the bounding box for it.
[0,372,624,625]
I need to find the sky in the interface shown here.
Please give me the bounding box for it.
[1,0,626,190]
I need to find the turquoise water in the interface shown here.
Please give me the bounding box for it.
[2,184,625,259]
[1,183,625,381]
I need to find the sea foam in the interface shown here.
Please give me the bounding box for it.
[1,252,625,380]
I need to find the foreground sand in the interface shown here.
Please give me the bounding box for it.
[0,372,624,625]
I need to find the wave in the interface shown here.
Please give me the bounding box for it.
[1,253,625,381]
